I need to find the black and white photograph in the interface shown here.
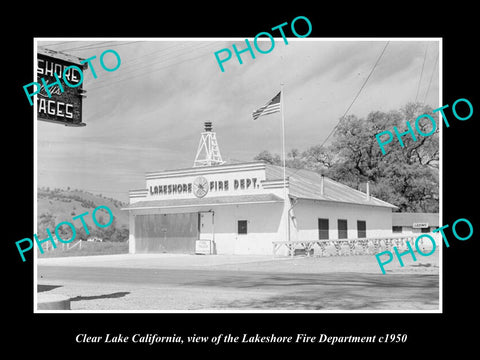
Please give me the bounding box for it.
[32,38,442,312]
[7,7,478,355]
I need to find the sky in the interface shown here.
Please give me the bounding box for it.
[35,38,440,202]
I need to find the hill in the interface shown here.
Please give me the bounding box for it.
[37,187,129,242]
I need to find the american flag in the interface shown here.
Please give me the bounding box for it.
[252,92,281,120]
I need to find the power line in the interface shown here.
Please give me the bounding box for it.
[86,45,219,92]
[415,44,429,103]
[39,42,218,91]
[423,52,439,104]
[106,42,185,70]
[319,41,390,148]
[86,42,218,88]
[64,41,142,52]
[116,42,215,69]
[56,41,116,51]
[38,41,80,47]
[282,41,391,181]
[37,42,219,93]
[39,41,134,52]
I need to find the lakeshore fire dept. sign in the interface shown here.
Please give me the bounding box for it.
[36,48,87,126]
[149,175,261,198]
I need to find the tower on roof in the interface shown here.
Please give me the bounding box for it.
[193,122,225,167]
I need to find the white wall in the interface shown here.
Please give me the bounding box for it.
[127,198,395,256]
[291,199,393,241]
[128,202,285,255]
[213,202,285,255]
[128,213,136,253]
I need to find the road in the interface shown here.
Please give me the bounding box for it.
[37,265,439,311]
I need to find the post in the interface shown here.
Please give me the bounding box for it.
[212,211,215,254]
[280,84,288,244]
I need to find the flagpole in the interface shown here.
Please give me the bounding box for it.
[280,84,288,242]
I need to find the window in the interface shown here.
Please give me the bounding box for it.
[392,226,402,233]
[421,227,430,233]
[357,220,366,238]
[238,220,248,234]
[318,218,329,239]
[338,219,348,239]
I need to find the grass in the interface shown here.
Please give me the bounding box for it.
[37,241,129,258]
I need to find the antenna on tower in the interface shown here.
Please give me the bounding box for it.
[193,122,225,167]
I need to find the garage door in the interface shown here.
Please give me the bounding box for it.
[135,213,199,253]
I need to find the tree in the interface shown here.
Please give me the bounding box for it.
[75,224,89,241]
[102,218,117,240]
[321,103,439,212]
[285,149,306,169]
[110,227,129,242]
[254,150,282,165]
[301,145,333,172]
[37,212,56,238]
[254,149,308,169]
[252,102,439,212]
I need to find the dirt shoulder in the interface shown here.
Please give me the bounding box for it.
[36,252,439,311]
[36,251,440,275]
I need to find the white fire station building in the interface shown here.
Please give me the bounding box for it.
[123,123,397,255]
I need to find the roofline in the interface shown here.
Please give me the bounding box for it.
[291,195,398,209]
[122,198,283,211]
[392,212,439,216]
[138,161,398,209]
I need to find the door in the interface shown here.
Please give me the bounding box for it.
[199,211,214,241]
[135,213,199,253]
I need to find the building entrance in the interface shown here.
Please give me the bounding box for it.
[134,213,198,253]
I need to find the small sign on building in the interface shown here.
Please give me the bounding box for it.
[413,222,429,229]
[195,239,212,255]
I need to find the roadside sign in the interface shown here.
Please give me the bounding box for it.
[36,48,88,127]
[195,239,212,255]
[413,222,429,228]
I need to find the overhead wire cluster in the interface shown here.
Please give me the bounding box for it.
[38,40,222,199]
[422,50,439,105]
[37,40,440,197]
[39,40,222,93]
[287,40,438,181]
[415,42,440,104]
[318,41,390,149]
[318,40,439,150]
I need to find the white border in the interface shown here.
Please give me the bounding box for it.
[33,37,442,314]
